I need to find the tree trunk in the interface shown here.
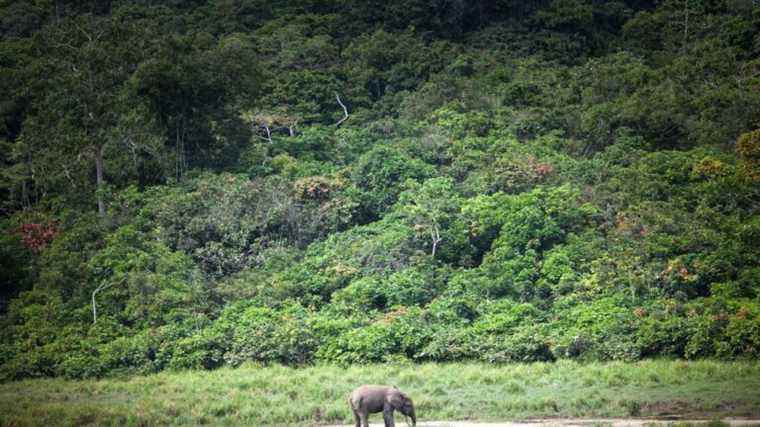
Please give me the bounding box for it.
[95,144,106,217]
[683,0,689,47]
[430,223,441,258]
[264,124,272,143]
[92,280,119,324]
[335,93,349,127]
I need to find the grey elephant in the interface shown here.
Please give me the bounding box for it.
[348,385,416,427]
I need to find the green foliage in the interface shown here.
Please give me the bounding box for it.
[350,145,435,219]
[737,129,760,182]
[2,0,760,380]
[396,177,474,263]
[533,0,594,33]
[0,218,32,309]
[343,29,450,106]
[149,172,357,279]
[214,302,318,365]
[88,224,210,327]
[332,267,444,312]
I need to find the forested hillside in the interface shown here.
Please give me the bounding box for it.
[1,0,759,380]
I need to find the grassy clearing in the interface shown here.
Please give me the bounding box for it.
[1,360,759,426]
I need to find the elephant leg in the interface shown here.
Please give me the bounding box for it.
[360,411,370,427]
[353,409,361,427]
[383,403,396,427]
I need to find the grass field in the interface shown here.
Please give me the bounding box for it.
[1,360,759,426]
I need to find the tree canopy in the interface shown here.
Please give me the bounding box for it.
[0,0,759,379]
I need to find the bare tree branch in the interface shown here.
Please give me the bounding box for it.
[335,93,349,127]
[92,279,124,324]
[254,124,273,143]
[263,124,272,143]
[287,118,299,137]
[430,222,442,257]
[92,277,127,324]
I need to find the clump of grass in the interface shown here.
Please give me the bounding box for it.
[1,360,759,426]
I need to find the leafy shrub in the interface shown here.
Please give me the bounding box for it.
[318,322,398,364]
[736,129,760,182]
[636,314,690,358]
[317,307,432,363]
[0,219,32,310]
[684,314,724,359]
[216,302,319,366]
[473,301,542,334]
[475,325,555,363]
[57,352,106,380]
[87,225,210,328]
[164,328,225,371]
[94,332,159,376]
[424,294,479,324]
[715,306,760,359]
[550,297,640,361]
[418,327,478,361]
[350,145,435,219]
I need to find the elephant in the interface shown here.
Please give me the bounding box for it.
[348,385,416,427]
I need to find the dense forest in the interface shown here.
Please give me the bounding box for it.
[0,0,758,381]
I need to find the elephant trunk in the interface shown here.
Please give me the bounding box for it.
[408,407,416,427]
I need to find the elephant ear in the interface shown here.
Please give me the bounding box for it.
[388,391,405,409]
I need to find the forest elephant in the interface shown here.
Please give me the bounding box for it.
[348,385,416,427]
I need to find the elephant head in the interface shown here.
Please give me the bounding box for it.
[389,389,416,427]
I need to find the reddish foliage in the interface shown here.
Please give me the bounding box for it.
[293,176,334,201]
[615,212,645,236]
[19,222,59,253]
[659,258,697,283]
[380,306,409,324]
[533,162,555,177]
[736,129,760,182]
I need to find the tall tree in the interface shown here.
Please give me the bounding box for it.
[132,32,261,177]
[18,14,155,216]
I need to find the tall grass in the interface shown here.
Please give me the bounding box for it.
[1,360,759,426]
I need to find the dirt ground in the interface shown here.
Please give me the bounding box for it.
[324,419,760,427]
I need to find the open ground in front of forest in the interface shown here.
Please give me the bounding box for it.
[1,360,759,426]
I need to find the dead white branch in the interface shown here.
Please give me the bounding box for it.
[287,118,299,137]
[263,124,272,143]
[92,279,124,324]
[335,93,349,127]
[253,124,273,143]
[430,222,442,257]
